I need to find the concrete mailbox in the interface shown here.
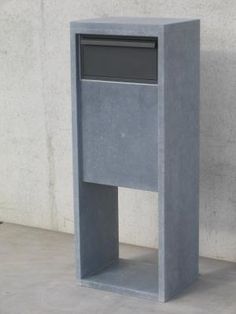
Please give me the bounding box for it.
[71,17,200,302]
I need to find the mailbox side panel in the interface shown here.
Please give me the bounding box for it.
[158,21,200,301]
[71,28,119,279]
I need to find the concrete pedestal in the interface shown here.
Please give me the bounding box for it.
[71,17,200,302]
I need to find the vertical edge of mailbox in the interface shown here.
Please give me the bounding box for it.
[70,23,119,281]
[158,20,200,302]
[70,23,82,279]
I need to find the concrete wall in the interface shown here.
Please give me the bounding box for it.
[0,0,236,262]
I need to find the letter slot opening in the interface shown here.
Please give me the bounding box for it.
[79,35,158,84]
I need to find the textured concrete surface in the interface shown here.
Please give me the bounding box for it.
[80,81,158,191]
[1,223,236,314]
[71,18,199,301]
[0,0,236,261]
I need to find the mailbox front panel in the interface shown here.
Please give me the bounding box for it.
[81,80,158,191]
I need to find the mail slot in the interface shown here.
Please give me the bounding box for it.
[79,35,158,83]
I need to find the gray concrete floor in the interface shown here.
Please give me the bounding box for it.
[0,223,236,314]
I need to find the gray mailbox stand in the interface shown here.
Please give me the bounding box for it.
[71,17,200,302]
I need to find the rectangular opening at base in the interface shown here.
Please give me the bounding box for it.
[81,243,158,299]
[81,188,159,299]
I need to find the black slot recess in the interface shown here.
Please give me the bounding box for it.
[79,35,158,84]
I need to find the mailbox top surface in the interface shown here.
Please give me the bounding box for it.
[71,17,199,36]
[71,17,198,27]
